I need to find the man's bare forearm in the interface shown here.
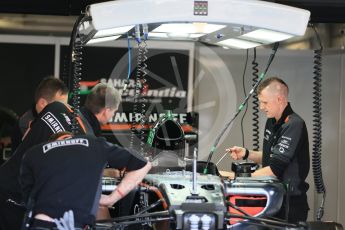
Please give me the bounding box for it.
[252,166,276,177]
[248,150,263,164]
[108,162,152,204]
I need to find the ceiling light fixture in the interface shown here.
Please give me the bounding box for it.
[78,0,310,48]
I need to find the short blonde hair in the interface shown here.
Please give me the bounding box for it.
[85,83,121,114]
[257,77,289,97]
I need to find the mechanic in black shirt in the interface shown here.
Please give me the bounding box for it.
[11,77,69,153]
[80,82,121,137]
[79,83,125,181]
[20,132,151,229]
[0,77,70,230]
[0,82,122,229]
[225,77,310,222]
[0,101,87,230]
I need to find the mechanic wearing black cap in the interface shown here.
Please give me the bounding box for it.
[0,83,121,230]
[224,77,310,222]
[20,131,151,229]
[0,100,88,230]
[0,77,76,230]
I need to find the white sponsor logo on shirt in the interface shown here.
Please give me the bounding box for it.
[43,138,89,153]
[41,112,65,133]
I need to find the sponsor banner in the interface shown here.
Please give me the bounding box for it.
[61,46,191,131]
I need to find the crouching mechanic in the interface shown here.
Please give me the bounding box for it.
[20,132,151,229]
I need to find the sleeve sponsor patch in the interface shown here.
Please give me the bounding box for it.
[278,135,292,153]
[41,112,66,133]
[43,138,89,153]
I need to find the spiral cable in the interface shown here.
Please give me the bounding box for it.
[312,49,324,192]
[130,41,143,150]
[312,35,325,222]
[68,15,90,135]
[129,25,149,155]
[251,48,260,151]
[70,38,83,134]
[139,39,149,155]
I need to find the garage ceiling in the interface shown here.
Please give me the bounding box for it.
[272,0,345,23]
[0,0,344,50]
[0,0,345,23]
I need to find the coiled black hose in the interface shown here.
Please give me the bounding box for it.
[130,42,143,150]
[129,27,149,155]
[311,24,325,221]
[139,40,148,155]
[71,39,83,135]
[68,14,90,134]
[251,48,260,151]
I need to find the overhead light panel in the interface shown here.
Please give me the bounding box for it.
[94,25,134,38]
[149,32,205,39]
[153,23,225,34]
[240,29,293,43]
[148,32,169,39]
[217,38,261,49]
[87,35,121,44]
